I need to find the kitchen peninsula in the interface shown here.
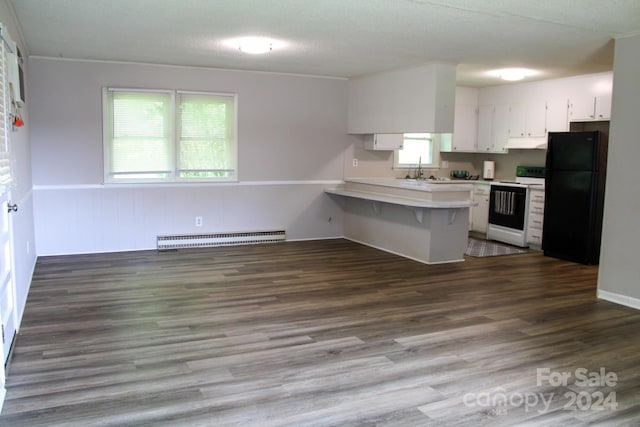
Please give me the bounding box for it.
[326,178,475,264]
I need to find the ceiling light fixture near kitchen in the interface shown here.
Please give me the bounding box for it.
[489,68,538,81]
[237,37,273,54]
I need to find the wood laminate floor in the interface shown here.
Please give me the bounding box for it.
[1,239,639,426]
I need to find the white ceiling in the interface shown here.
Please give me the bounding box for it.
[7,0,640,86]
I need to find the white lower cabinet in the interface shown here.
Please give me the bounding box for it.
[527,188,545,247]
[471,183,490,233]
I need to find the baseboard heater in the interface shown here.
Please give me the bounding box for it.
[157,230,286,251]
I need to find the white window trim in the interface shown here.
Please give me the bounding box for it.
[393,133,442,170]
[102,87,238,184]
[175,90,238,183]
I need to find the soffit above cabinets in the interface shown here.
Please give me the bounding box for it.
[348,63,456,134]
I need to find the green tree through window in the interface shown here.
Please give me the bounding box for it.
[104,89,237,183]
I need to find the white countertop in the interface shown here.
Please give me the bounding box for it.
[344,177,474,192]
[325,187,475,208]
[326,178,476,209]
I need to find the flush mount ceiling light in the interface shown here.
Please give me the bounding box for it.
[222,37,289,56]
[237,37,273,54]
[489,68,538,81]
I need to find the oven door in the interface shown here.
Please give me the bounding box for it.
[489,185,527,230]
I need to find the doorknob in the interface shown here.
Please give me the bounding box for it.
[7,203,18,213]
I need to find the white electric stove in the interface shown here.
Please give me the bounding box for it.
[486,166,545,247]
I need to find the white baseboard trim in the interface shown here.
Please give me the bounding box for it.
[16,255,39,332]
[36,236,346,257]
[597,289,640,311]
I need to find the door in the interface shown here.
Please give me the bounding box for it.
[547,132,598,171]
[476,105,493,152]
[0,190,17,365]
[471,184,490,233]
[569,96,596,121]
[488,185,527,230]
[542,170,595,263]
[452,103,477,151]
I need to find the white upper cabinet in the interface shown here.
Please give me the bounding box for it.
[492,105,510,153]
[569,95,597,121]
[508,103,526,137]
[477,105,493,152]
[595,94,612,120]
[569,91,612,122]
[449,103,478,152]
[508,101,546,138]
[545,98,569,132]
[442,86,478,152]
[477,104,508,153]
[363,134,404,151]
[444,72,611,154]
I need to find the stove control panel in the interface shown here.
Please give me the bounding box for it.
[516,165,545,178]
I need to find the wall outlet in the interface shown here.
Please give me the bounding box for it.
[352,158,359,167]
[441,160,449,168]
[195,216,203,227]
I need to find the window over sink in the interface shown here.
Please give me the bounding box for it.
[394,133,442,170]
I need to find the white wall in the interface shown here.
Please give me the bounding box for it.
[598,34,640,306]
[28,58,350,255]
[0,0,37,325]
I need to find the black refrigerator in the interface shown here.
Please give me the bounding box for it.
[542,131,608,264]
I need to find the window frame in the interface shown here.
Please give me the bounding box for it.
[393,133,442,170]
[102,87,238,184]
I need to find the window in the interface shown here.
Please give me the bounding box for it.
[394,133,441,170]
[103,88,237,183]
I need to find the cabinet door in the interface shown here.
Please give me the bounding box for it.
[526,100,547,137]
[595,94,612,120]
[364,134,404,150]
[477,105,493,152]
[492,104,509,153]
[471,184,490,233]
[546,98,568,133]
[509,102,545,138]
[569,96,596,121]
[508,103,526,137]
[452,104,477,151]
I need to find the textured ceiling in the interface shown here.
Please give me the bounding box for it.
[7,0,640,86]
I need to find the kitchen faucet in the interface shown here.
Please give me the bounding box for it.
[415,156,424,180]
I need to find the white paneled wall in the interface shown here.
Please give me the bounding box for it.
[34,183,344,255]
[28,58,350,256]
